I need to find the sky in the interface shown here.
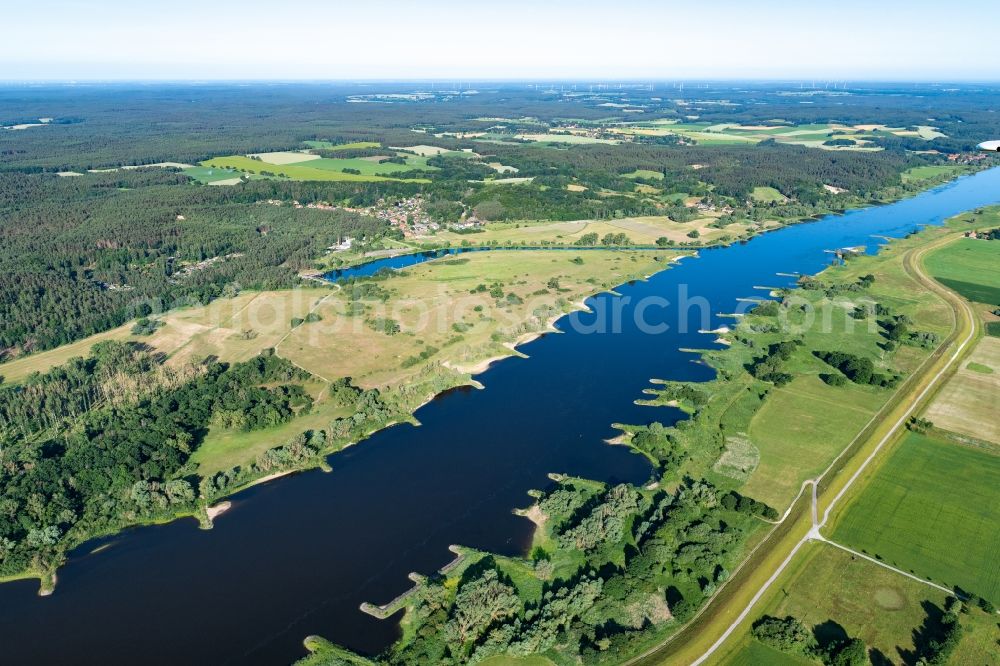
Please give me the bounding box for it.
[3,0,1000,81]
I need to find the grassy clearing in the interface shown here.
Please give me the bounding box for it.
[478,656,556,666]
[182,165,254,184]
[0,290,329,384]
[201,155,427,183]
[191,382,352,475]
[280,250,672,389]
[751,186,787,203]
[924,237,1000,306]
[830,431,1000,603]
[623,169,664,180]
[926,336,1000,444]
[427,215,755,247]
[0,323,133,384]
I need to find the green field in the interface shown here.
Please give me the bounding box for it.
[201,155,428,183]
[924,238,1000,305]
[182,165,253,184]
[831,432,1000,603]
[744,376,880,509]
[623,169,665,180]
[299,156,436,176]
[900,164,966,183]
[751,186,787,202]
[190,383,352,475]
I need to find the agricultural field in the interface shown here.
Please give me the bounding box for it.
[744,376,880,509]
[925,335,1000,444]
[924,236,1000,306]
[201,147,436,182]
[512,132,620,145]
[609,120,946,150]
[830,431,1000,604]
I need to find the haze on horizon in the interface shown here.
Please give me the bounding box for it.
[3,0,1000,82]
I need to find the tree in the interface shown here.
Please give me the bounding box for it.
[828,637,867,666]
[751,615,815,654]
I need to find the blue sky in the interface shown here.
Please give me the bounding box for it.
[4,0,999,80]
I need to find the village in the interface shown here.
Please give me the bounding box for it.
[260,194,485,243]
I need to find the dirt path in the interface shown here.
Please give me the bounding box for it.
[272,283,341,383]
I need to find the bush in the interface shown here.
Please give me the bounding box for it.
[821,372,848,386]
[130,317,163,336]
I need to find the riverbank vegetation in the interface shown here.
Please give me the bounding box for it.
[0,345,313,578]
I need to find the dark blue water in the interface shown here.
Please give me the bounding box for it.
[2,168,998,666]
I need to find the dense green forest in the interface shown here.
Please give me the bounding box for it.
[0,344,317,577]
[0,170,391,354]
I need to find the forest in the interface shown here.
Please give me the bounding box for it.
[0,170,389,354]
[0,344,321,577]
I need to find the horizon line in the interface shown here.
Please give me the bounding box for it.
[3,77,1000,85]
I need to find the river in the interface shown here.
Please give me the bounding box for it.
[2,168,998,665]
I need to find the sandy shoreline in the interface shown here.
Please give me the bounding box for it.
[206,500,232,521]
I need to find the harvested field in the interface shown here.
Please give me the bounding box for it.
[925,336,1000,444]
